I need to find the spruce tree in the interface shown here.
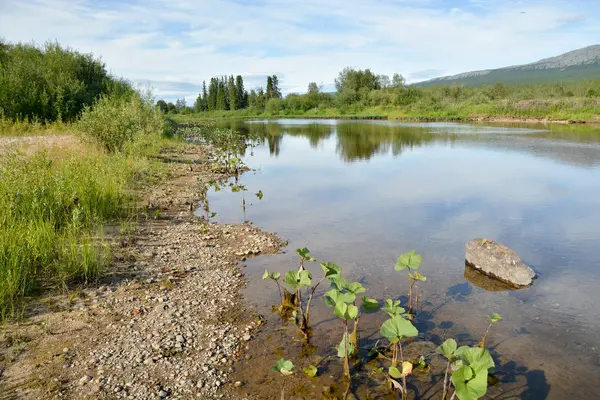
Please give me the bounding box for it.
[217,79,227,110]
[266,76,274,99]
[201,80,208,111]
[228,75,237,111]
[235,75,246,109]
[272,75,281,99]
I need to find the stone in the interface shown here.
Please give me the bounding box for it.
[465,239,536,288]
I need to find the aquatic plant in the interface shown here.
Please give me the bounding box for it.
[380,314,419,398]
[394,250,426,315]
[273,358,295,376]
[261,248,504,400]
[478,313,503,348]
[436,313,502,400]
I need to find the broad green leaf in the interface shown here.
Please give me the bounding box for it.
[455,346,495,372]
[324,288,356,307]
[395,250,422,271]
[344,282,366,295]
[272,358,295,376]
[296,247,315,261]
[452,365,488,400]
[337,334,355,357]
[490,313,503,323]
[284,270,298,288]
[334,301,348,319]
[360,297,380,313]
[383,299,406,318]
[329,275,349,291]
[284,270,312,290]
[380,316,418,343]
[303,365,317,377]
[320,262,342,278]
[263,270,280,281]
[255,190,263,200]
[347,304,359,319]
[389,366,402,379]
[436,339,458,359]
[298,270,312,286]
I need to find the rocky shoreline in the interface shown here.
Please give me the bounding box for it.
[0,144,285,399]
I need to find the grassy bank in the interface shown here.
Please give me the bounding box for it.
[0,40,179,318]
[0,95,171,319]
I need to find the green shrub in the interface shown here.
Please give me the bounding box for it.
[0,40,118,123]
[77,90,164,153]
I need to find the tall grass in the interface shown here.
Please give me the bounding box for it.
[0,91,168,318]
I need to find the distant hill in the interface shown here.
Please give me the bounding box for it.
[415,45,600,87]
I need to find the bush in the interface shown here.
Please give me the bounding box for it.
[265,98,283,115]
[77,90,164,153]
[0,40,116,123]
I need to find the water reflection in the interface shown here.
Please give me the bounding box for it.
[207,119,600,399]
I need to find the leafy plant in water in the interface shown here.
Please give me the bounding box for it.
[262,269,282,299]
[255,190,263,200]
[394,250,426,315]
[380,314,418,399]
[273,358,295,376]
[435,313,501,400]
[478,313,503,348]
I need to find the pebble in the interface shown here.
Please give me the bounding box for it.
[31,172,284,400]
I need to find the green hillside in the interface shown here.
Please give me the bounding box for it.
[416,45,600,87]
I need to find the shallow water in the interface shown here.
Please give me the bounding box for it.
[201,119,600,399]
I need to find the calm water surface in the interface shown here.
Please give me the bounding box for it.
[201,119,600,399]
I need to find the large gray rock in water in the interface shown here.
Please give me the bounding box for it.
[465,239,536,288]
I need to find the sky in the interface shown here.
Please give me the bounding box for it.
[1,0,599,103]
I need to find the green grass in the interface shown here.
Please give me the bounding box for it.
[0,93,170,319]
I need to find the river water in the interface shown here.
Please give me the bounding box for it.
[201,119,600,399]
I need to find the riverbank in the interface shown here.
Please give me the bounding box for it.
[173,112,600,125]
[0,138,285,399]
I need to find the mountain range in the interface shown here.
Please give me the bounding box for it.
[415,45,600,87]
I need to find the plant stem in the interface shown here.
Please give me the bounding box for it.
[399,342,407,400]
[449,390,457,400]
[478,322,492,348]
[350,316,359,350]
[391,342,397,367]
[297,289,304,326]
[442,360,450,400]
[343,319,350,377]
[303,275,326,329]
[275,281,282,302]
[408,277,414,314]
[415,285,419,314]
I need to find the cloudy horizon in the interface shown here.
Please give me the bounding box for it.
[1,0,598,103]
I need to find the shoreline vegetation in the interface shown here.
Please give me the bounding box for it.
[0,40,179,319]
[159,68,600,124]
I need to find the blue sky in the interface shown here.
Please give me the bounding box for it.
[1,0,599,103]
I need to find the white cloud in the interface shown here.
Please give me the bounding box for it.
[1,0,598,101]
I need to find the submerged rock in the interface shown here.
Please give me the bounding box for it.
[465,239,536,288]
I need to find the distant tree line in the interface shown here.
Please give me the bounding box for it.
[156,74,283,114]
[0,39,132,123]
[156,66,600,116]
